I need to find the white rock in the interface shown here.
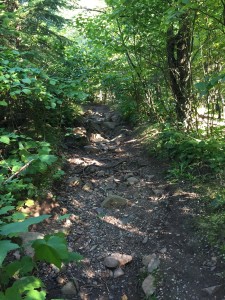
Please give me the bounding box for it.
[114,268,125,278]
[142,275,155,297]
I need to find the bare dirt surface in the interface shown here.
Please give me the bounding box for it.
[36,105,225,300]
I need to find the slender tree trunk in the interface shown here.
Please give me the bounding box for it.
[166,13,192,126]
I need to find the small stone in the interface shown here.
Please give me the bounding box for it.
[104,257,119,269]
[113,268,124,278]
[147,256,160,273]
[68,176,81,187]
[101,194,130,208]
[57,276,66,285]
[127,177,139,185]
[82,183,93,192]
[111,253,133,266]
[61,281,77,295]
[202,285,222,296]
[159,247,167,254]
[142,254,157,267]
[152,189,164,196]
[142,236,148,244]
[97,170,105,177]
[142,275,155,297]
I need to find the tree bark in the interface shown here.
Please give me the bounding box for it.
[166,13,192,125]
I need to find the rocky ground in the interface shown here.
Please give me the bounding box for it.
[32,105,225,299]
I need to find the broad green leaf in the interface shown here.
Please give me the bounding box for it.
[0,100,8,106]
[24,290,46,300]
[64,251,83,263]
[22,78,31,84]
[0,215,51,236]
[32,235,68,268]
[22,88,32,95]
[39,154,57,165]
[5,276,43,298]
[5,256,34,278]
[0,206,15,215]
[0,135,10,144]
[0,240,19,266]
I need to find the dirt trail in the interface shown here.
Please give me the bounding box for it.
[40,105,225,300]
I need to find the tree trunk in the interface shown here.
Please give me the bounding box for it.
[166,13,192,126]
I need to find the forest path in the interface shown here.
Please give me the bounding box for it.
[42,105,225,300]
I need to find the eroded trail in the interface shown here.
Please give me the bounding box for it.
[42,105,225,300]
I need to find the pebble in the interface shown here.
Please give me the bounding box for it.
[127,177,139,185]
[114,267,125,278]
[61,281,77,295]
[142,236,148,244]
[104,257,119,269]
[110,253,133,266]
[142,275,155,297]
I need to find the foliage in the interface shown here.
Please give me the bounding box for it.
[148,126,225,180]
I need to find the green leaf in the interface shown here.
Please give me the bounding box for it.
[0,206,15,215]
[0,101,8,106]
[5,256,35,278]
[22,89,32,95]
[57,214,71,221]
[64,251,83,263]
[39,154,57,165]
[0,135,10,144]
[24,290,46,300]
[0,215,51,236]
[0,240,19,266]
[22,78,31,84]
[4,276,44,299]
[32,234,68,268]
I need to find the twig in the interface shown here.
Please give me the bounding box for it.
[3,159,35,184]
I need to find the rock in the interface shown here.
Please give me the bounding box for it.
[147,256,160,273]
[90,133,108,143]
[101,194,130,208]
[61,281,77,295]
[97,170,105,177]
[113,268,124,278]
[124,173,134,180]
[103,121,117,130]
[111,253,133,266]
[142,236,148,244]
[67,176,81,187]
[142,275,155,297]
[152,188,164,196]
[142,254,157,267]
[82,183,93,192]
[84,145,100,153]
[57,276,66,285]
[159,247,167,254]
[19,232,44,257]
[202,285,222,296]
[104,257,119,269]
[127,177,139,185]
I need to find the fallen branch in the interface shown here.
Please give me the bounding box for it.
[3,159,35,184]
